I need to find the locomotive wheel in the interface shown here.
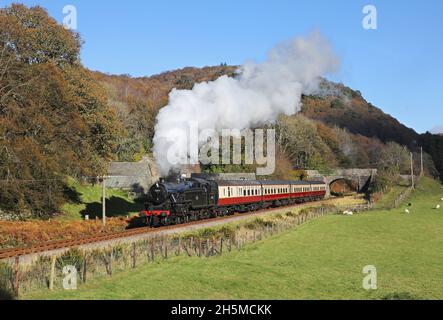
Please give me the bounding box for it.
[152,216,160,228]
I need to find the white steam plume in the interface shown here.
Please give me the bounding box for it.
[153,32,339,176]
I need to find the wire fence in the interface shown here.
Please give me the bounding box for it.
[0,203,373,299]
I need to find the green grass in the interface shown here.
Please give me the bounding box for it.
[27,178,443,300]
[375,180,410,209]
[59,178,144,221]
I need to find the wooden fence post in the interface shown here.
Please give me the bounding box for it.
[190,237,194,255]
[108,251,113,277]
[83,256,87,283]
[131,243,137,268]
[177,237,181,256]
[146,240,150,262]
[14,256,20,298]
[49,255,56,290]
[220,238,224,255]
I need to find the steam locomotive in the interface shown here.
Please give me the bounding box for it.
[130,176,327,228]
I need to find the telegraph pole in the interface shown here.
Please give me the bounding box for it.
[420,147,424,176]
[410,152,415,189]
[102,176,106,226]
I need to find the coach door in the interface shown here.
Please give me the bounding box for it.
[207,181,218,206]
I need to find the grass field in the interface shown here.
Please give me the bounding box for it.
[26,178,443,300]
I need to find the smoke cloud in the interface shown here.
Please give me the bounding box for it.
[153,32,340,176]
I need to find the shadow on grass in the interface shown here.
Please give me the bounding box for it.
[0,287,15,300]
[63,185,82,204]
[80,196,144,219]
[382,292,420,300]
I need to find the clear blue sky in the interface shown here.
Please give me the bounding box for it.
[2,0,442,133]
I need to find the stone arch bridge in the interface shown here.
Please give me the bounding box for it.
[307,169,377,197]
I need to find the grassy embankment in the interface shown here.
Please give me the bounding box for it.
[0,179,144,248]
[60,178,144,221]
[25,177,443,300]
[374,179,411,209]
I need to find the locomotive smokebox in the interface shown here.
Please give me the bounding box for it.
[148,182,168,205]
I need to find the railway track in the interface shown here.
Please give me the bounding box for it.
[0,198,351,260]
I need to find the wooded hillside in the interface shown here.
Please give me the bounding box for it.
[0,4,441,219]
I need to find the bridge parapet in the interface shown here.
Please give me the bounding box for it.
[307,168,377,197]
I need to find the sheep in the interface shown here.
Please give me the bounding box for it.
[404,208,410,214]
[347,211,354,216]
[435,204,441,210]
[441,197,443,201]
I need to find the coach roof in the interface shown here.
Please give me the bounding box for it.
[216,180,325,187]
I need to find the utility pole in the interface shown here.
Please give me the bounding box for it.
[420,146,424,177]
[102,176,106,226]
[410,152,415,189]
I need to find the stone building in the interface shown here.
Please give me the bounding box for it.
[107,157,159,194]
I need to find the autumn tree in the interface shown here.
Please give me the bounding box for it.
[276,114,336,172]
[0,4,122,217]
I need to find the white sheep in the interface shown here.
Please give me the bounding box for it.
[435,204,441,210]
[440,197,443,201]
[347,211,354,216]
[404,209,410,214]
